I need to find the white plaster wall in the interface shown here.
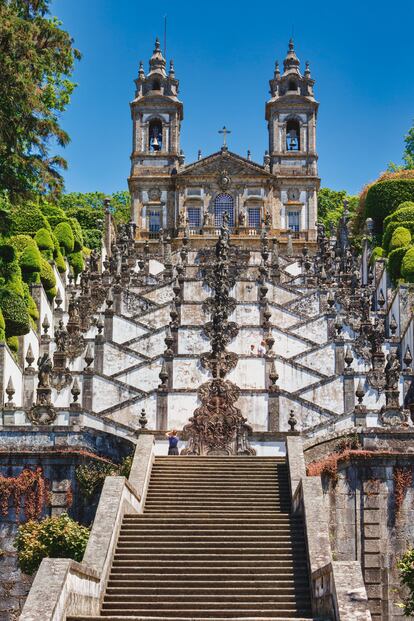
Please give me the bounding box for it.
[268,305,299,329]
[271,328,310,357]
[53,266,67,310]
[102,344,144,376]
[236,394,268,430]
[173,358,209,389]
[229,305,260,326]
[52,384,72,408]
[168,393,199,428]
[354,377,386,409]
[148,259,164,275]
[250,441,286,456]
[230,281,257,302]
[3,347,23,407]
[117,359,162,392]
[284,261,302,276]
[291,316,328,344]
[228,328,263,355]
[279,395,328,431]
[144,285,175,305]
[178,329,210,355]
[300,377,344,414]
[130,330,167,357]
[183,281,209,302]
[180,304,207,326]
[21,329,40,371]
[267,284,298,305]
[107,394,157,429]
[39,287,53,336]
[112,316,147,344]
[139,306,171,329]
[228,358,265,389]
[92,376,138,413]
[295,343,335,376]
[275,360,320,392]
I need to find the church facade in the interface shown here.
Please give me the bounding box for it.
[128,39,320,245]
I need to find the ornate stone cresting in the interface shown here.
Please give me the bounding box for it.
[183,214,255,455]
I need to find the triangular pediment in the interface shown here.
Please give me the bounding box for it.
[178,150,273,179]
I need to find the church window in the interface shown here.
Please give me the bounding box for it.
[287,210,300,232]
[149,119,162,151]
[187,207,201,228]
[152,79,161,91]
[286,119,300,151]
[148,209,161,234]
[214,194,234,228]
[248,207,261,229]
[288,80,297,91]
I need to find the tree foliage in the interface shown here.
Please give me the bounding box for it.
[0,0,80,199]
[397,548,414,616]
[317,188,359,234]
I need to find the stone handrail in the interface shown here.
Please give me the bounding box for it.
[19,433,155,621]
[286,436,372,621]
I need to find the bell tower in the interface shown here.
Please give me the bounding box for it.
[266,40,320,241]
[129,38,183,235]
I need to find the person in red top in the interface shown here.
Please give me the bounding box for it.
[166,429,179,455]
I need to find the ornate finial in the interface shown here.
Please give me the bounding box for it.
[169,59,175,77]
[158,361,168,390]
[344,346,354,369]
[5,377,15,405]
[304,61,311,77]
[274,60,280,77]
[138,60,145,78]
[139,408,148,429]
[97,315,104,335]
[288,409,297,431]
[25,344,35,370]
[378,289,385,309]
[289,38,294,50]
[154,37,161,51]
[197,149,202,160]
[55,289,62,309]
[42,315,50,335]
[284,38,300,73]
[269,360,279,391]
[403,345,413,372]
[71,378,80,403]
[389,314,398,336]
[84,343,94,369]
[247,149,251,161]
[355,378,365,404]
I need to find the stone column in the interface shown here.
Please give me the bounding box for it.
[343,367,355,413]
[94,333,104,375]
[82,368,93,411]
[335,339,345,374]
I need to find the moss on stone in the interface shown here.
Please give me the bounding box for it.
[54,221,74,255]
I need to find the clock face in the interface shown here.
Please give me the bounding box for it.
[288,188,300,201]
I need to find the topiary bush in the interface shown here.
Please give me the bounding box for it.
[39,202,69,229]
[19,245,42,284]
[6,335,19,353]
[55,250,66,273]
[39,257,56,293]
[68,251,84,277]
[10,203,50,235]
[365,180,414,235]
[370,246,384,265]
[0,288,30,336]
[69,217,84,252]
[54,222,74,255]
[34,228,55,260]
[389,226,412,252]
[22,284,39,325]
[383,201,414,230]
[401,247,414,283]
[388,247,408,283]
[14,513,90,575]
[0,308,5,341]
[9,235,37,253]
[397,547,414,616]
[383,221,414,253]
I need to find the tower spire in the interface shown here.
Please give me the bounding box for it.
[283,38,300,74]
[149,36,166,76]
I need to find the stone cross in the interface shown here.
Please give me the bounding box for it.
[219,126,231,148]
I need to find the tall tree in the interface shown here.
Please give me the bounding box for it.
[403,121,414,169]
[0,0,80,200]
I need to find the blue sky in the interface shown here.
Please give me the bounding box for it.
[52,0,414,196]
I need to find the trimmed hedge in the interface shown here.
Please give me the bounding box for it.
[0,308,5,341]
[19,245,42,274]
[365,180,414,234]
[383,202,414,230]
[11,203,50,235]
[34,228,54,252]
[9,235,37,253]
[69,218,84,252]
[23,284,39,323]
[39,257,56,292]
[388,246,408,283]
[68,251,84,277]
[6,335,19,353]
[389,226,412,252]
[0,288,30,336]
[54,222,74,254]
[55,250,66,273]
[402,247,414,283]
[370,246,384,265]
[382,221,414,253]
[39,203,68,229]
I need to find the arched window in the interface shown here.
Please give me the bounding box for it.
[288,80,297,92]
[214,194,234,228]
[149,119,162,151]
[286,119,300,151]
[152,79,161,91]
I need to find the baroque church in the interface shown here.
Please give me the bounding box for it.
[3,38,414,621]
[129,38,319,245]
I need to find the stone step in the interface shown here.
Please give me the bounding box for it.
[105,587,309,596]
[111,560,307,569]
[106,579,310,588]
[69,615,313,620]
[101,602,311,611]
[116,535,305,543]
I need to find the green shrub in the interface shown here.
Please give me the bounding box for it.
[397,547,414,616]
[14,513,90,575]
[0,288,30,336]
[6,335,19,353]
[39,257,56,291]
[389,226,412,252]
[83,228,102,250]
[383,201,414,230]
[54,222,74,254]
[76,455,132,499]
[370,246,384,265]
[34,228,54,256]
[9,235,37,253]
[365,180,414,234]
[19,245,42,281]
[388,247,408,283]
[0,244,16,264]
[11,203,50,235]
[401,247,414,283]
[0,308,5,341]
[22,284,39,323]
[383,221,414,253]
[45,286,57,301]
[69,218,84,252]
[39,202,68,229]
[55,250,66,273]
[68,251,84,277]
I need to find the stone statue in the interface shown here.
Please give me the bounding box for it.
[264,209,271,227]
[179,211,186,226]
[385,351,400,392]
[238,211,246,226]
[37,353,52,388]
[89,249,99,273]
[54,319,68,353]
